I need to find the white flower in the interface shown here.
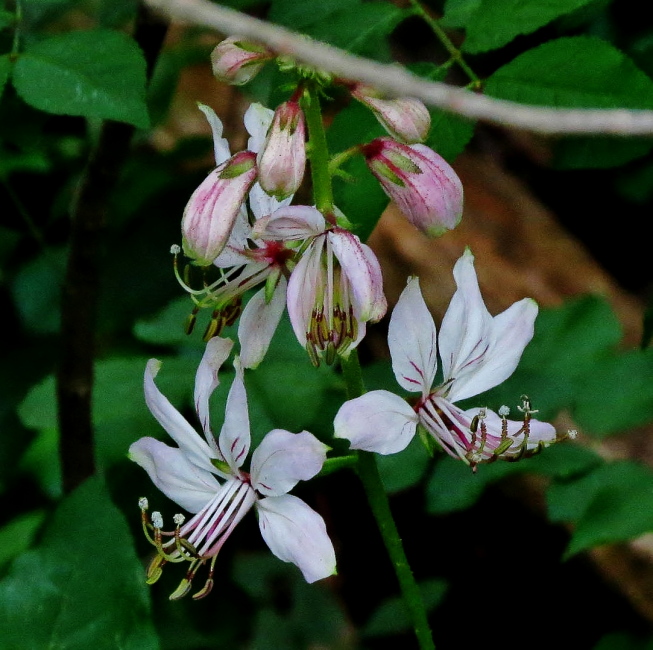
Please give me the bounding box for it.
[129,337,336,599]
[334,249,561,468]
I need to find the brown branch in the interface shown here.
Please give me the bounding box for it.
[145,0,653,136]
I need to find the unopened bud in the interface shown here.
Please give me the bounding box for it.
[362,137,463,237]
[257,100,306,200]
[210,36,272,86]
[351,84,430,144]
[182,150,257,266]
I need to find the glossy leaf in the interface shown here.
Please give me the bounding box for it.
[12,29,149,128]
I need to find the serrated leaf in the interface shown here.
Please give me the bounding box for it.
[307,3,407,59]
[12,29,149,128]
[447,0,597,54]
[485,37,653,167]
[547,461,653,557]
[486,37,653,111]
[0,477,159,650]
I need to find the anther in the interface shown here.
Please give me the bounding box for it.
[138,497,149,511]
[151,511,164,529]
[498,405,510,418]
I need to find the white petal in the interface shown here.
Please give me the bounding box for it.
[253,205,326,241]
[447,298,537,402]
[213,205,251,267]
[194,337,233,448]
[144,359,216,474]
[250,429,328,496]
[328,229,377,322]
[244,102,274,153]
[439,250,492,391]
[333,390,418,455]
[286,236,323,347]
[249,182,292,221]
[218,366,251,471]
[388,277,437,394]
[359,242,387,322]
[198,103,231,166]
[257,494,336,583]
[129,437,220,513]
[239,277,287,369]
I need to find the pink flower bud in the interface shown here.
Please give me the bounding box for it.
[210,36,272,86]
[257,100,306,200]
[362,137,463,237]
[182,151,257,266]
[351,84,430,144]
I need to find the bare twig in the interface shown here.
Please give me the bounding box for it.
[145,0,653,137]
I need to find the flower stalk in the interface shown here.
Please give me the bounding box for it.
[342,351,435,650]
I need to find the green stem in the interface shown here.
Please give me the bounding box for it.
[409,0,481,89]
[340,352,435,650]
[302,83,334,215]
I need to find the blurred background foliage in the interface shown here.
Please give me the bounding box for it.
[2,0,653,648]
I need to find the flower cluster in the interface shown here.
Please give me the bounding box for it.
[129,34,571,602]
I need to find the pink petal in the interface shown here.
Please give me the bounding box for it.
[388,277,437,394]
[144,359,216,474]
[250,429,329,496]
[239,277,287,369]
[129,437,220,513]
[257,494,336,583]
[333,390,418,455]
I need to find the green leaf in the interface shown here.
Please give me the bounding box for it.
[547,461,653,557]
[573,347,653,435]
[268,0,353,29]
[0,477,159,650]
[485,37,653,168]
[486,37,653,111]
[0,54,11,99]
[362,578,447,637]
[306,3,407,59]
[377,434,431,493]
[443,0,597,54]
[0,510,46,571]
[12,29,149,128]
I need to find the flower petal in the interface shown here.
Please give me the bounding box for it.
[218,361,250,472]
[244,102,274,153]
[250,429,328,496]
[249,183,293,221]
[334,390,418,455]
[286,236,324,348]
[239,277,287,369]
[197,102,231,166]
[194,336,233,449]
[144,359,216,474]
[257,494,336,583]
[388,277,437,394]
[129,437,220,513]
[252,205,326,241]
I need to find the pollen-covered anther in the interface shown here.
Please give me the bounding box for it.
[173,513,186,527]
[138,497,149,511]
[498,405,510,418]
[567,428,578,440]
[151,511,164,530]
[170,244,181,255]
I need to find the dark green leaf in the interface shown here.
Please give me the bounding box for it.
[0,477,159,650]
[443,0,597,54]
[377,434,431,493]
[268,0,353,29]
[306,3,407,59]
[547,460,653,557]
[0,54,11,99]
[0,510,46,571]
[362,578,447,637]
[485,37,653,168]
[12,29,149,128]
